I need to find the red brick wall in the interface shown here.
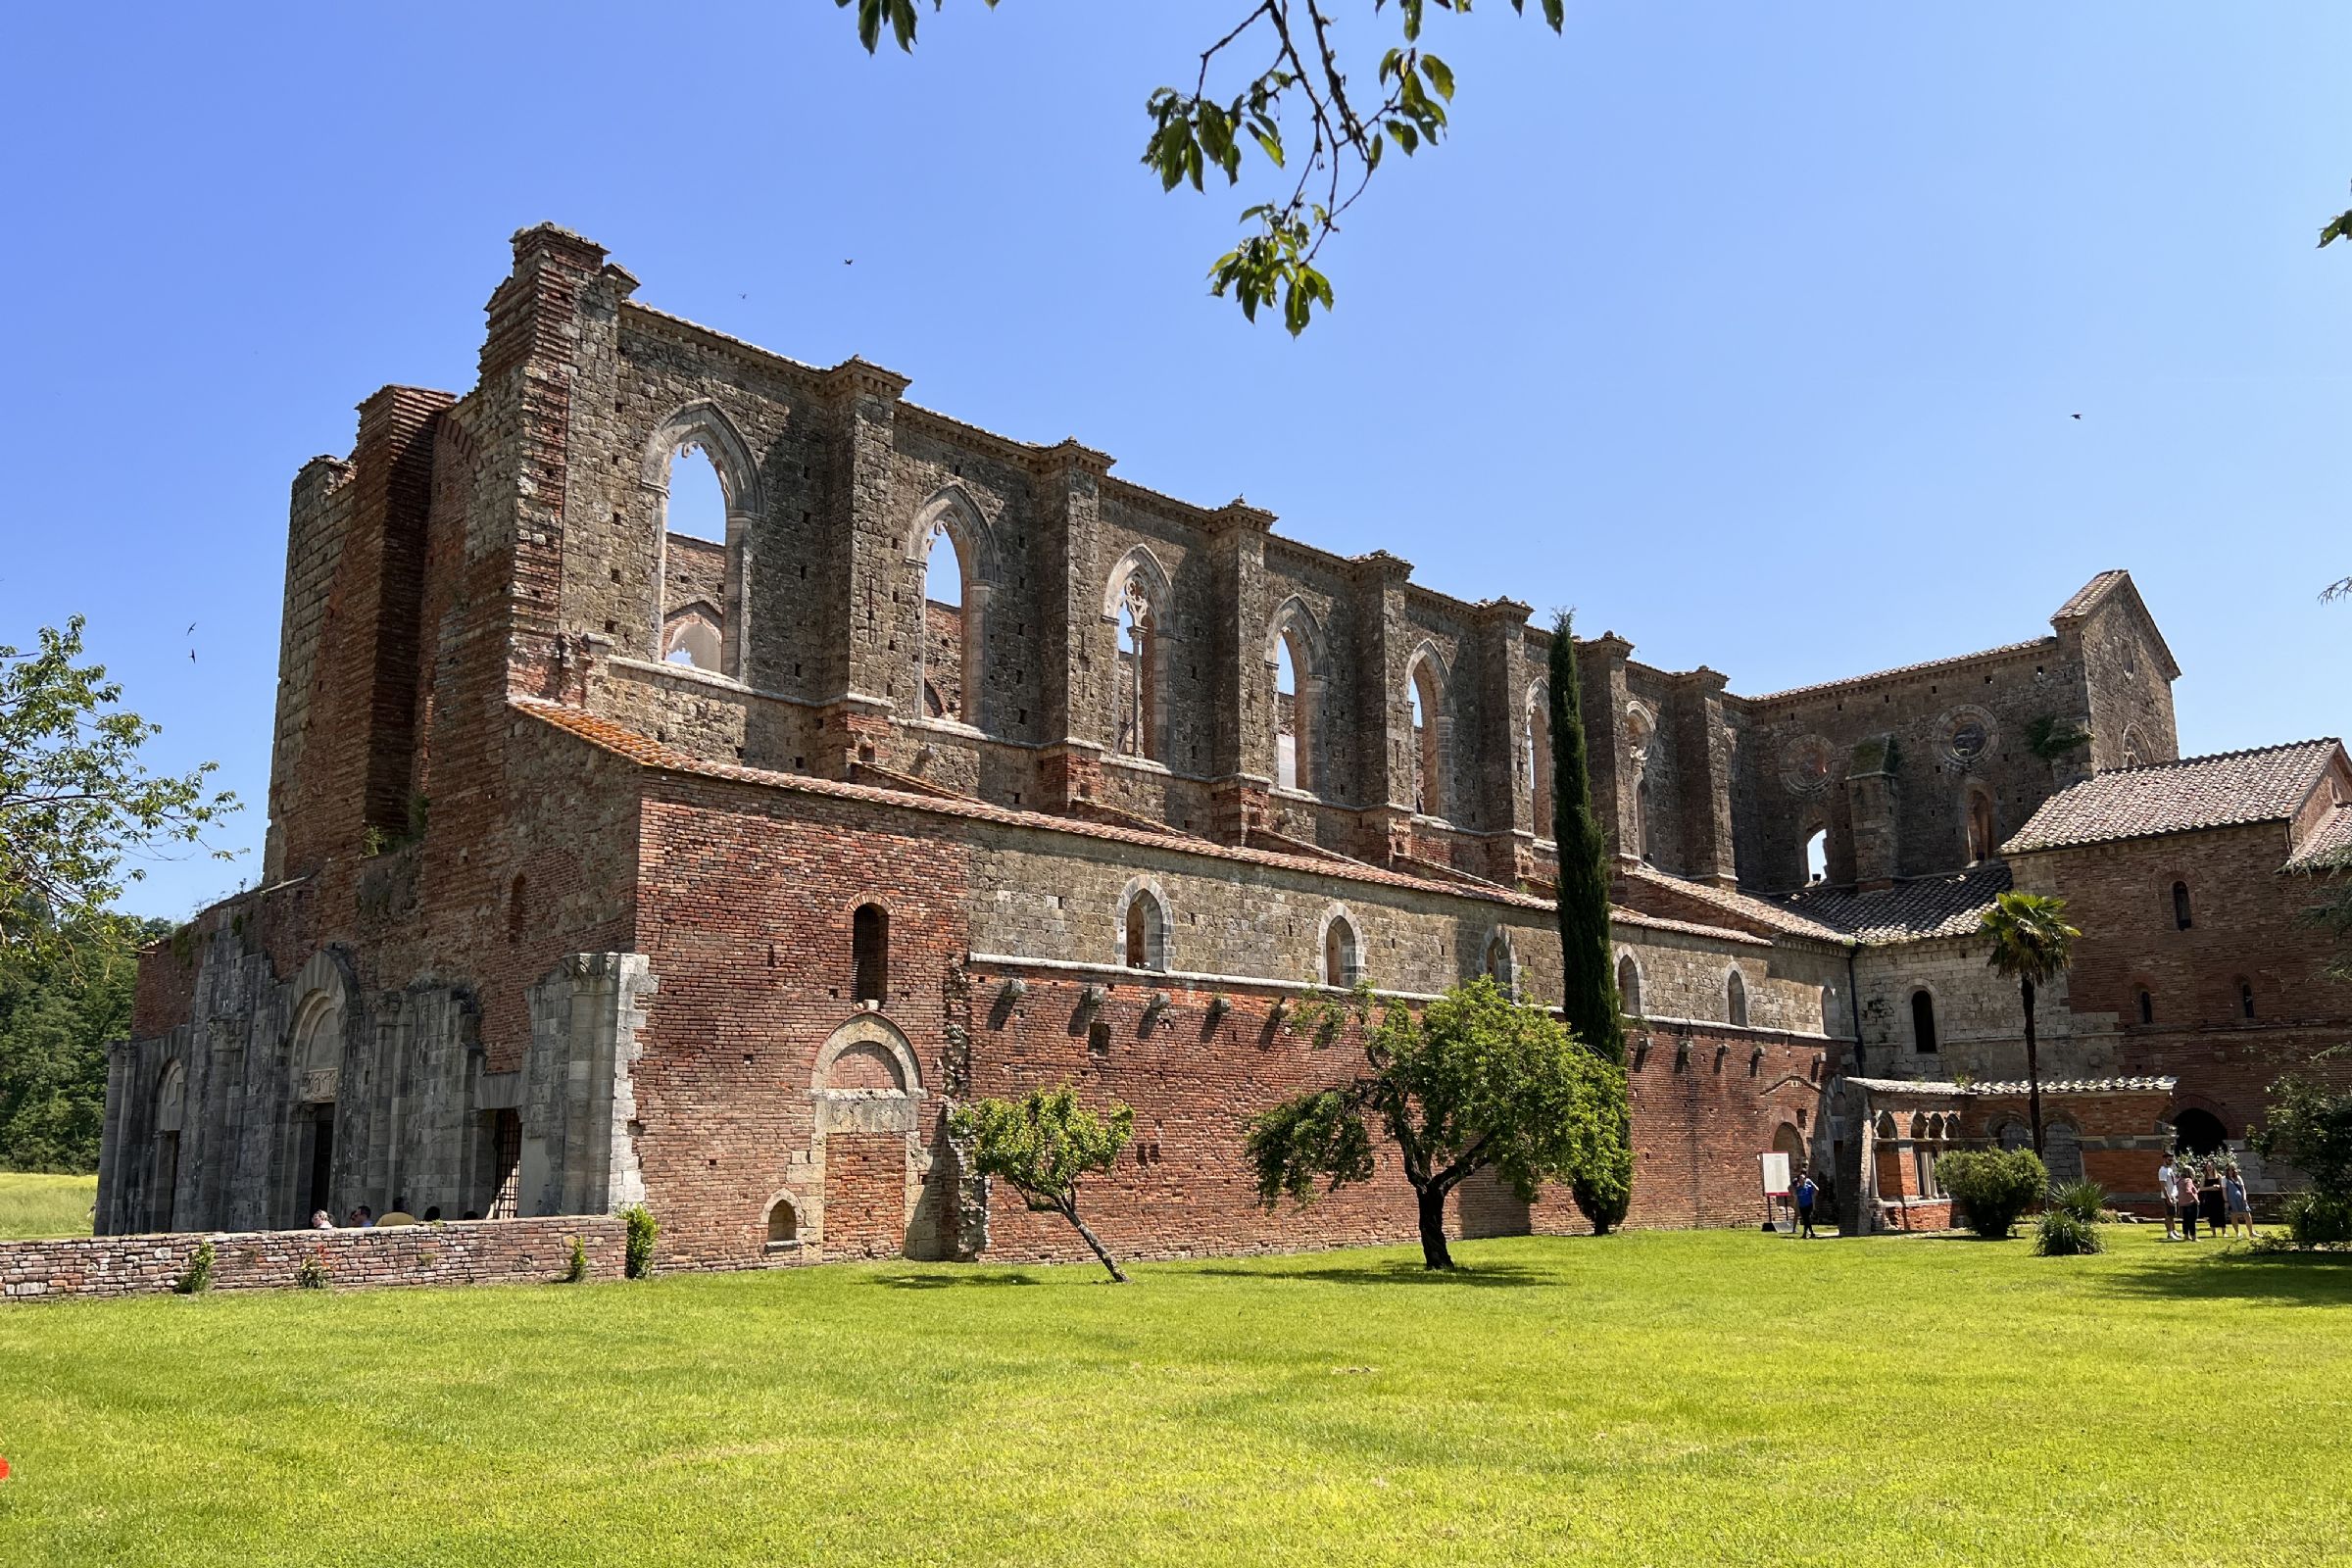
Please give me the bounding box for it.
[0,1215,623,1301]
[823,1134,910,1259]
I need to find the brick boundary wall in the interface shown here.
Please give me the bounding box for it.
[0,1215,626,1301]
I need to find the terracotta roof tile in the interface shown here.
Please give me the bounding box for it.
[1777,862,2011,944]
[1615,860,1851,944]
[1740,639,2051,707]
[2285,804,2352,873]
[517,701,1768,945]
[2003,740,2343,855]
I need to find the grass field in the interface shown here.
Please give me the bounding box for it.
[1,1222,2347,1566]
[0,1172,94,1241]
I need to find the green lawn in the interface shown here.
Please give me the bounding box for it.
[1,1226,2346,1566]
[0,1172,94,1241]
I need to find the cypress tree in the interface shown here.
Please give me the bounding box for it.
[1548,611,1633,1232]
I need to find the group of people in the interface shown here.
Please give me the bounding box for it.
[2157,1155,2254,1241]
[309,1203,467,1230]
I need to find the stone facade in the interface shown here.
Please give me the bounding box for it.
[85,226,2348,1276]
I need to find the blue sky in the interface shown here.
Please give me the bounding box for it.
[4,3,2346,920]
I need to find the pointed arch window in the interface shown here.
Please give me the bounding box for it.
[1803,825,1829,884]
[1616,954,1642,1017]
[1322,913,1360,987]
[1966,790,1997,864]
[1268,605,1324,795]
[2172,881,2192,931]
[1407,655,1446,818]
[646,404,760,681]
[1116,581,1165,760]
[1527,685,1554,840]
[1123,886,1169,972]
[920,521,969,723]
[1726,969,1748,1028]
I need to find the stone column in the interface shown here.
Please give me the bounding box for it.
[1027,438,1114,811]
[1346,550,1415,856]
[1579,631,1636,861]
[521,954,656,1217]
[1671,666,1740,889]
[813,357,913,779]
[1846,734,1901,891]
[1205,498,1276,842]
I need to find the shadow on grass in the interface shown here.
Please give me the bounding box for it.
[875,1271,1046,1290]
[1189,1259,1554,1289]
[2095,1246,2352,1306]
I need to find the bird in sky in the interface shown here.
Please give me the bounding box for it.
[844,259,855,266]
[186,621,198,634]
[2070,414,2082,420]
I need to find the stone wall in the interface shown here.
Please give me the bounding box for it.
[0,1215,625,1301]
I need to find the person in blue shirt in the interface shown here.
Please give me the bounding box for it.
[1794,1171,1820,1239]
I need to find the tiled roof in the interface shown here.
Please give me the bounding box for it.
[1845,1074,2178,1098]
[1777,862,2011,944]
[1966,1076,2179,1097]
[2285,805,2352,873]
[1740,639,2052,707]
[1614,860,1851,944]
[2048,569,2132,621]
[517,700,1769,946]
[2002,740,2343,855]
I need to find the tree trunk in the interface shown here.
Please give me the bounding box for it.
[1415,1182,1454,1270]
[1060,1200,1128,1284]
[2022,976,2046,1157]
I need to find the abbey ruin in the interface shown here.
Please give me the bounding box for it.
[89,226,2352,1268]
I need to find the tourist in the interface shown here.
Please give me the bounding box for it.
[2199,1166,2227,1239]
[2174,1167,2200,1240]
[2157,1153,2179,1239]
[347,1204,374,1229]
[310,1209,335,1230]
[1794,1170,1819,1239]
[423,1205,442,1223]
[2224,1166,2255,1240]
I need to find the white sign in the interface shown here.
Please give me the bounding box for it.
[1758,1151,1791,1198]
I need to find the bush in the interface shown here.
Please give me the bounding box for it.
[562,1236,589,1284]
[2050,1179,2106,1225]
[173,1239,215,1295]
[2284,1192,2352,1248]
[2034,1208,2103,1256]
[622,1203,658,1279]
[1936,1148,2048,1239]
[295,1251,330,1290]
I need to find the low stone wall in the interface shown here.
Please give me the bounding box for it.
[0,1214,626,1301]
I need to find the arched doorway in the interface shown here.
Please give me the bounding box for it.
[813,1015,924,1260]
[2171,1107,2227,1155]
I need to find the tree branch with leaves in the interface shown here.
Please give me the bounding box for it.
[1245,976,1625,1268]
[1,618,238,960]
[952,1083,1137,1281]
[841,0,1567,332]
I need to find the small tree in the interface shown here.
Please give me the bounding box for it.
[1978,891,2080,1155]
[1935,1148,2048,1240]
[1245,977,1627,1270]
[951,1084,1136,1282]
[1546,611,1633,1234]
[2250,1072,2352,1202]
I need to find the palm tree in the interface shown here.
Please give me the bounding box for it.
[1978,891,2082,1155]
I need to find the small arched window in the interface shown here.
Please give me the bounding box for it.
[1910,990,1937,1054]
[2136,987,2154,1025]
[1803,826,1829,884]
[2172,881,2192,930]
[766,1198,799,1245]
[1123,888,1168,971]
[1322,915,1359,988]
[1616,954,1642,1017]
[2239,980,2256,1020]
[852,904,889,1004]
[1726,969,1748,1028]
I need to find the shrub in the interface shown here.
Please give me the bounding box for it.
[2284,1192,2352,1248]
[2050,1179,2106,1225]
[622,1204,658,1279]
[562,1236,589,1284]
[295,1251,330,1290]
[173,1239,215,1295]
[1936,1148,2048,1239]
[2034,1208,2103,1256]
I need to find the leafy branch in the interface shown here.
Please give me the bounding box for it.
[840,0,1567,332]
[0,617,239,958]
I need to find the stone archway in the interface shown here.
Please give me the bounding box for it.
[812,1014,925,1260]
[2171,1106,2227,1156]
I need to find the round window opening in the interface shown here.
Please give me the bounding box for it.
[1949,719,1987,760]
